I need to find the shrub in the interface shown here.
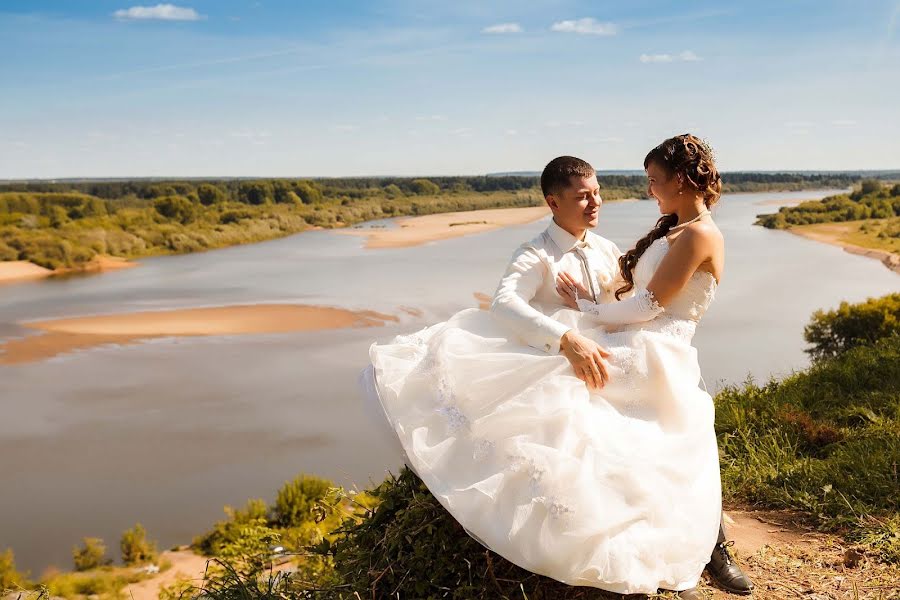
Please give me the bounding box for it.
[120,523,159,566]
[153,196,197,224]
[273,474,332,528]
[193,499,270,556]
[804,293,900,361]
[197,183,228,206]
[72,537,110,571]
[410,178,440,195]
[0,548,28,591]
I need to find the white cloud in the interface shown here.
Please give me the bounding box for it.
[551,18,617,36]
[415,115,448,121]
[831,119,858,126]
[482,23,522,34]
[452,127,474,137]
[640,54,673,63]
[505,129,518,136]
[640,50,702,63]
[333,125,358,132]
[113,4,204,21]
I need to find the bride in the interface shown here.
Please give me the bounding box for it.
[361,135,732,596]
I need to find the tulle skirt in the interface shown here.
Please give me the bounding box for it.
[360,307,722,594]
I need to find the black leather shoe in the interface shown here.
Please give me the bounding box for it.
[706,538,754,595]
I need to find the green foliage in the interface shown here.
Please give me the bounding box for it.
[410,178,440,195]
[153,195,197,224]
[858,179,883,196]
[193,499,270,556]
[120,523,159,566]
[48,205,69,228]
[0,547,29,592]
[715,329,900,562]
[273,474,332,528]
[239,181,274,205]
[383,183,403,198]
[756,183,900,229]
[41,566,146,598]
[198,183,228,206]
[804,293,900,361]
[72,536,110,571]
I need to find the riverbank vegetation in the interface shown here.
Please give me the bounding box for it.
[0,173,861,269]
[0,523,166,599]
[756,180,900,255]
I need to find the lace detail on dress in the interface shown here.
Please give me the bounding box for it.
[636,288,662,313]
[575,287,665,323]
[630,236,718,323]
[400,329,575,521]
[402,330,499,462]
[505,453,575,522]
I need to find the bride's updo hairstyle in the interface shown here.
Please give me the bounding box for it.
[614,133,722,300]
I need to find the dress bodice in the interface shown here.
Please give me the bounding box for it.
[633,236,718,323]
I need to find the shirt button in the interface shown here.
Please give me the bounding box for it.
[544,343,551,351]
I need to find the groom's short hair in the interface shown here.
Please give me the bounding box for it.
[540,156,595,198]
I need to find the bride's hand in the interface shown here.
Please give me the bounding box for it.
[556,272,590,309]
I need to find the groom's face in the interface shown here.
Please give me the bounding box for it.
[546,174,602,232]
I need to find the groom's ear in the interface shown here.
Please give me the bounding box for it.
[545,193,560,211]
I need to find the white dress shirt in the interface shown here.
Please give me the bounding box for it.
[490,217,630,355]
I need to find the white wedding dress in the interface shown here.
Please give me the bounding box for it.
[361,234,722,594]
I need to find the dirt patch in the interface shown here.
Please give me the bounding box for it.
[694,508,900,599]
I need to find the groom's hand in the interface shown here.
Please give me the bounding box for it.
[559,330,610,390]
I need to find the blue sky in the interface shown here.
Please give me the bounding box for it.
[1,0,898,178]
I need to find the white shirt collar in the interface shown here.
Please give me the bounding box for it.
[547,217,594,252]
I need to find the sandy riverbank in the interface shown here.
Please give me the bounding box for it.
[0,261,52,283]
[788,223,900,274]
[0,304,398,365]
[0,255,137,285]
[341,205,552,249]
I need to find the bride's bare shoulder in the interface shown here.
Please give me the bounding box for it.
[671,221,723,250]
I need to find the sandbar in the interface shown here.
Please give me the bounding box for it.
[0,304,398,365]
[0,254,137,285]
[341,206,551,249]
[788,223,899,274]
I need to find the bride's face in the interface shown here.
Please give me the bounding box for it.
[548,174,602,232]
[645,161,681,214]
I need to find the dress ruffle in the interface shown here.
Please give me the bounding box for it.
[363,307,722,594]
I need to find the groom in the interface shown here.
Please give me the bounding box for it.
[489,156,754,598]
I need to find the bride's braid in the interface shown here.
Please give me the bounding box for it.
[615,133,721,300]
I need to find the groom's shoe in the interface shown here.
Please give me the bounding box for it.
[673,587,705,599]
[705,522,754,595]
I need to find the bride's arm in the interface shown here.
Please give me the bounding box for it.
[570,227,718,325]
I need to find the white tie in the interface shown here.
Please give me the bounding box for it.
[572,244,599,303]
